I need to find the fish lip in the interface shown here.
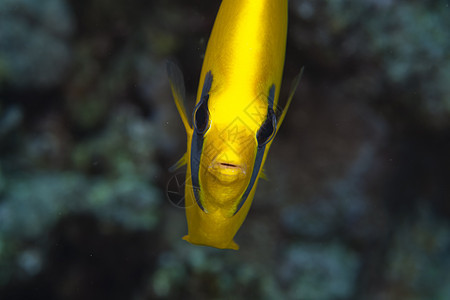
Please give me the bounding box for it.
[219,162,240,169]
[208,160,247,182]
[211,161,246,173]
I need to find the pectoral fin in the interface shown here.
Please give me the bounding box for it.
[260,168,268,181]
[169,152,188,172]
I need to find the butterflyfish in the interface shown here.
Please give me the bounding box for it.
[167,0,302,250]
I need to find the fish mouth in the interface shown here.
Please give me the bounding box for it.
[209,161,247,183]
[219,162,240,169]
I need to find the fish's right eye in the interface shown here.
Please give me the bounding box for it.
[194,95,210,134]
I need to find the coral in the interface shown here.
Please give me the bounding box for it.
[0,0,74,88]
[363,1,450,128]
[291,0,450,127]
[382,206,450,300]
[148,245,277,300]
[1,0,450,298]
[279,241,360,300]
[0,105,162,286]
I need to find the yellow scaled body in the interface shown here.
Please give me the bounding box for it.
[168,0,299,250]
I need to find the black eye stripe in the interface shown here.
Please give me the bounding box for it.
[233,84,276,215]
[190,71,213,212]
[256,107,276,147]
[194,94,210,134]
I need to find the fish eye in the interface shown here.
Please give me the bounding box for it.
[256,108,277,147]
[193,95,210,134]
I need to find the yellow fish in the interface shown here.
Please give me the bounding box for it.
[167,0,301,250]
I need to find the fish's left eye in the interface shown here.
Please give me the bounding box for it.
[256,108,276,147]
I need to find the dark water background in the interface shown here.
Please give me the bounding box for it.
[1,0,449,299]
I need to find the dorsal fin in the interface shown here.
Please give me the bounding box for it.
[166,61,192,132]
[275,67,304,134]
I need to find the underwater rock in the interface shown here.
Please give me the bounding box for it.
[290,0,450,128]
[278,241,360,300]
[0,104,163,282]
[273,99,388,243]
[363,1,450,129]
[370,206,450,300]
[86,176,161,230]
[0,214,159,300]
[0,0,74,88]
[0,106,23,140]
[21,112,73,169]
[149,245,280,300]
[0,165,4,195]
[0,169,161,284]
[0,172,86,240]
[71,105,159,178]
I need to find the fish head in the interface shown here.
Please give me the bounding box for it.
[191,81,276,216]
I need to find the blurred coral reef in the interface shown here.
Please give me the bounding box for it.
[1,0,449,299]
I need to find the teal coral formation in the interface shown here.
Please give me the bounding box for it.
[1,0,450,299]
[280,242,359,300]
[0,0,74,88]
[382,206,450,300]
